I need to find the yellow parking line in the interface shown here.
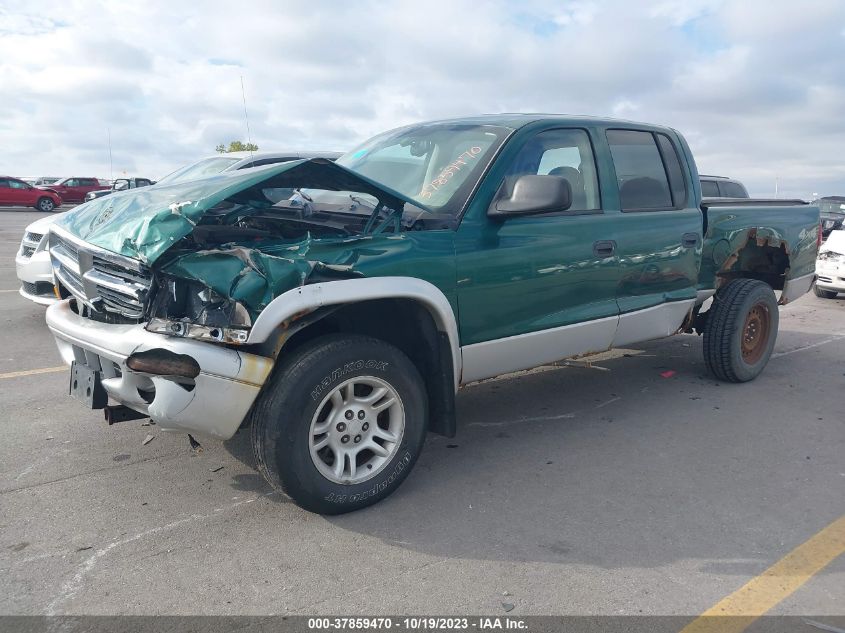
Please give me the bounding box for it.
[680,514,845,633]
[0,366,66,379]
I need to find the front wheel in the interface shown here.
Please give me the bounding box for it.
[250,334,428,514]
[703,278,779,383]
[36,197,55,212]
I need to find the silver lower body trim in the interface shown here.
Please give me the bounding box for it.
[460,300,697,384]
[780,272,816,304]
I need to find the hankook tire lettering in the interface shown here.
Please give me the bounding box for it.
[310,360,389,401]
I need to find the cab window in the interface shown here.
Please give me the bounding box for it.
[500,128,601,212]
[607,129,674,211]
[719,181,748,198]
[701,180,720,197]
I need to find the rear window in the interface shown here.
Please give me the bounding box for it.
[719,181,748,198]
[701,180,720,197]
[607,129,673,211]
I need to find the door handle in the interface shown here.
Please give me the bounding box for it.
[682,233,700,248]
[593,240,616,258]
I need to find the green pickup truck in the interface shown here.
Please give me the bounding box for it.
[45,115,820,513]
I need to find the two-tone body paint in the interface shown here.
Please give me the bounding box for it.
[53,114,820,361]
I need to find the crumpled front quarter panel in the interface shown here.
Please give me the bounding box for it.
[161,232,458,321]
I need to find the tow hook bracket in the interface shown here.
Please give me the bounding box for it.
[104,405,149,425]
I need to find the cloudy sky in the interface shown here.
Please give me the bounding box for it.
[1,0,843,198]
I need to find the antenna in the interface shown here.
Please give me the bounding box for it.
[240,75,254,160]
[108,128,113,182]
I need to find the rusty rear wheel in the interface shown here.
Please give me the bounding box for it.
[740,302,771,365]
[703,278,779,383]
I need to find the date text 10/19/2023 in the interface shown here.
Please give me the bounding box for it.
[307,616,529,630]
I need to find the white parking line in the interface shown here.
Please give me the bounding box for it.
[772,334,845,359]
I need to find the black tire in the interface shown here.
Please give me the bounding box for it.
[250,334,428,514]
[703,278,779,382]
[36,197,55,212]
[813,284,838,299]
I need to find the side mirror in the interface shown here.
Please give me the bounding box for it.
[488,174,572,218]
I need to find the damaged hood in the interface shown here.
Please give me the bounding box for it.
[55,158,425,265]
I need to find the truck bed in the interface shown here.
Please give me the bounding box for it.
[698,198,819,299]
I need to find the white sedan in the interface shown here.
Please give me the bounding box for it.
[15,213,63,305]
[815,230,845,299]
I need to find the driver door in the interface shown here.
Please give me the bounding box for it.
[456,127,622,383]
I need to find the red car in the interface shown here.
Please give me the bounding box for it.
[41,177,108,203]
[0,176,63,212]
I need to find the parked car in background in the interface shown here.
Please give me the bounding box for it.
[39,177,108,203]
[155,150,343,185]
[0,176,63,212]
[85,177,155,202]
[815,230,845,298]
[34,176,61,186]
[700,175,750,198]
[815,196,845,240]
[16,213,62,304]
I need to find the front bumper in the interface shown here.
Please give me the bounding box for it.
[15,249,58,305]
[816,268,845,293]
[46,299,274,439]
[816,259,845,293]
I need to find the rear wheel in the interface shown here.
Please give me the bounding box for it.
[813,284,838,299]
[703,278,779,382]
[36,197,55,212]
[250,334,427,514]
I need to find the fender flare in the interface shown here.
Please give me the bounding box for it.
[247,277,461,390]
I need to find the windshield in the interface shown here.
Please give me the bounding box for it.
[301,122,511,216]
[157,156,241,185]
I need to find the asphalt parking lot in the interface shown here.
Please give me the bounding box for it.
[1,208,843,617]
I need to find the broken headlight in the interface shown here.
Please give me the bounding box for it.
[818,250,844,263]
[146,278,252,344]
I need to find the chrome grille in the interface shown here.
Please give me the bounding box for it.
[50,228,152,320]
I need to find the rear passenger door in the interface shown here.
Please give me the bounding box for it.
[604,129,702,347]
[79,178,101,199]
[59,179,78,201]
